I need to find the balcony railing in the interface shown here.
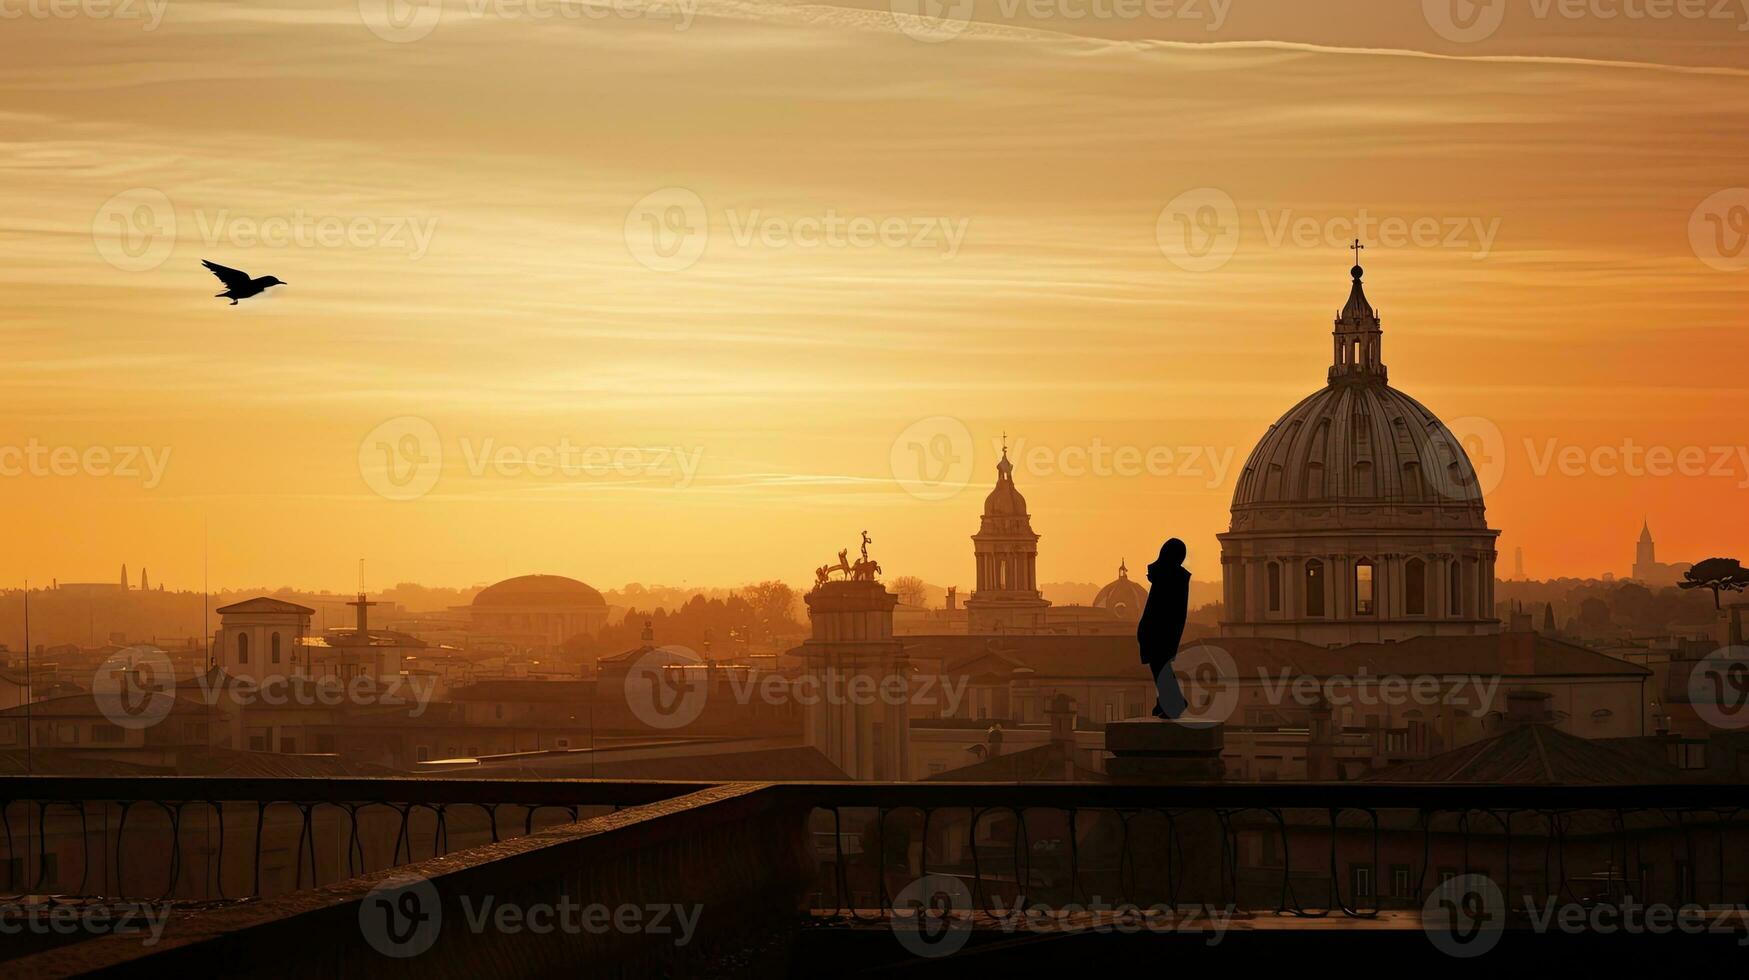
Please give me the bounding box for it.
[2,779,1748,974]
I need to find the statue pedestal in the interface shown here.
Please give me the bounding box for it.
[1104,720,1228,907]
[1104,719,1225,782]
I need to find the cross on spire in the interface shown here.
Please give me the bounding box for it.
[1350,238,1365,265]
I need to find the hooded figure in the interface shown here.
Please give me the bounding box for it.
[1137,538,1191,718]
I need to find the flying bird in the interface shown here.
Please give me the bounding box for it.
[202,260,285,305]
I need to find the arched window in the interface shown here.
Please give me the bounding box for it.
[1405,558,1427,615]
[236,632,249,664]
[271,632,281,664]
[1232,564,1247,620]
[1304,560,1325,618]
[1449,560,1463,616]
[1354,560,1376,615]
[1267,562,1282,613]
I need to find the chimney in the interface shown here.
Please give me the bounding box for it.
[1046,693,1076,745]
[945,587,957,612]
[985,723,1004,757]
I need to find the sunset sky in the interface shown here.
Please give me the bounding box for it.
[3,0,1747,594]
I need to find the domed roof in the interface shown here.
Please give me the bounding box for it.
[1232,260,1487,516]
[1092,562,1149,618]
[1232,382,1484,510]
[983,449,1027,516]
[472,574,606,609]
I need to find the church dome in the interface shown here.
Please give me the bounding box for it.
[1092,562,1148,621]
[472,574,606,609]
[1231,260,1486,519]
[1232,382,1485,511]
[983,449,1027,516]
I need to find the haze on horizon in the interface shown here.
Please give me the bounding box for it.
[4,0,1747,594]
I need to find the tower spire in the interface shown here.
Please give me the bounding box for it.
[1329,245,1386,385]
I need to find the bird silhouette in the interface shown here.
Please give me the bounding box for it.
[202,260,285,305]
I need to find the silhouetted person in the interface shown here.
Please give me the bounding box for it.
[1138,538,1190,719]
[202,259,285,305]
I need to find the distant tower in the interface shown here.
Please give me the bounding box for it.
[1514,547,1524,581]
[964,441,1050,634]
[800,544,909,780]
[120,564,128,589]
[1634,519,1656,579]
[1542,602,1556,635]
[140,567,149,591]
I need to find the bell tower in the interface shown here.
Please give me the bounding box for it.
[964,441,1050,633]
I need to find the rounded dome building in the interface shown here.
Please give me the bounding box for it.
[470,574,608,651]
[1217,261,1500,645]
[1092,562,1149,622]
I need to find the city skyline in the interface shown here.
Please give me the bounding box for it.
[6,2,1748,590]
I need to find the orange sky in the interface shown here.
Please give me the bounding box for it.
[2,0,1747,593]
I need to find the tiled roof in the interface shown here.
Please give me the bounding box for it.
[1366,724,1687,784]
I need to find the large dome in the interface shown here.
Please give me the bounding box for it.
[472,574,606,609]
[1231,382,1485,512]
[1217,258,1500,646]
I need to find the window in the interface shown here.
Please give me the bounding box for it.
[1232,563,1247,620]
[247,728,270,751]
[315,734,337,754]
[1449,561,1463,615]
[280,736,297,754]
[271,632,281,664]
[1304,560,1325,617]
[56,723,78,745]
[0,721,15,745]
[236,631,249,664]
[1353,459,1375,496]
[416,746,430,762]
[1405,558,1426,615]
[1391,864,1413,898]
[1267,562,1282,612]
[1350,864,1374,899]
[185,722,209,743]
[1402,461,1423,500]
[92,723,125,744]
[1303,461,1326,500]
[1354,561,1375,615]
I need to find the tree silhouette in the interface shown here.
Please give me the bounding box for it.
[889,575,928,607]
[1679,557,1749,610]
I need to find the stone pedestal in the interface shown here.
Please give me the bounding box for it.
[1104,719,1225,782]
[1104,720,1227,907]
